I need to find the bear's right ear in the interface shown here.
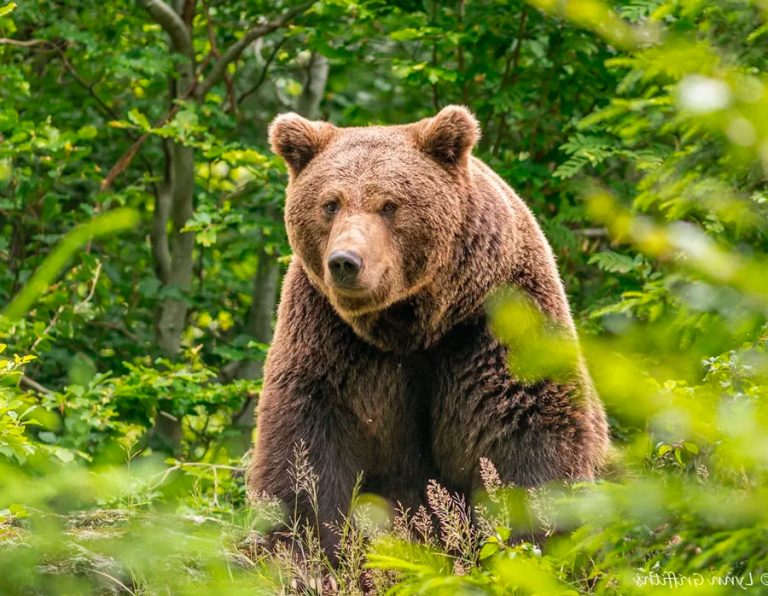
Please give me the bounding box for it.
[268,113,334,175]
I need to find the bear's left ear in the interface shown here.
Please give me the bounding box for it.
[268,112,335,175]
[415,105,480,167]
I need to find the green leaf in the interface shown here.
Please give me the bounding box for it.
[684,442,699,454]
[108,120,134,129]
[0,108,19,131]
[128,108,151,130]
[0,2,17,18]
[496,526,512,542]
[77,124,98,140]
[589,251,638,274]
[479,542,500,560]
[390,28,422,41]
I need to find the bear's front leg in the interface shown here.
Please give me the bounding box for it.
[250,377,364,563]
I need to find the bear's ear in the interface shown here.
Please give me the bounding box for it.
[415,105,480,167]
[268,113,334,175]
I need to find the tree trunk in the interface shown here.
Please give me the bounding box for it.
[155,141,195,356]
[140,0,197,360]
[241,247,282,380]
[142,0,197,452]
[297,52,329,119]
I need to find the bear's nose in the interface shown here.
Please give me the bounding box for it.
[328,250,362,286]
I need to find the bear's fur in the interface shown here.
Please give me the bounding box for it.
[249,106,609,557]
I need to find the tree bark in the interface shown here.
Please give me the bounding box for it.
[140,0,197,451]
[297,51,329,119]
[155,141,196,356]
[139,0,197,361]
[244,247,282,377]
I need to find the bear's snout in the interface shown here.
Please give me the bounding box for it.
[328,250,362,287]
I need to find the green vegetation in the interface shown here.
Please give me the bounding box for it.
[2,0,767,593]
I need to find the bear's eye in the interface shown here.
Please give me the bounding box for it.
[323,200,340,216]
[381,201,398,215]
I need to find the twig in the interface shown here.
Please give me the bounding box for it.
[213,466,219,507]
[528,26,561,162]
[0,37,54,47]
[100,133,151,192]
[29,302,65,353]
[56,49,120,121]
[181,0,196,27]
[30,262,102,352]
[573,227,609,237]
[481,9,528,145]
[509,9,529,80]
[202,0,237,114]
[237,37,286,105]
[194,1,314,101]
[151,461,244,490]
[162,462,244,473]
[20,375,53,395]
[90,569,137,596]
[90,320,142,343]
[100,107,184,192]
[74,261,102,314]
[44,46,161,203]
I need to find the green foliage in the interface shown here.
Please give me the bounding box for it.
[1,0,768,593]
[0,344,37,463]
[33,358,259,460]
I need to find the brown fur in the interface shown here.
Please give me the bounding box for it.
[250,106,610,557]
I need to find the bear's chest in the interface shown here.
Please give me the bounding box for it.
[344,351,434,456]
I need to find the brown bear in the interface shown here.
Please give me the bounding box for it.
[249,105,609,558]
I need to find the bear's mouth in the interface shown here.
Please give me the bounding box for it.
[332,288,376,310]
[330,284,392,315]
[332,285,367,297]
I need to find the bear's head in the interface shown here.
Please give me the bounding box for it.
[269,106,480,324]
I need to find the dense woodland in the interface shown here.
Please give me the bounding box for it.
[1,0,768,593]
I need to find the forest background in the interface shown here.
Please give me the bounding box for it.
[2,0,768,593]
